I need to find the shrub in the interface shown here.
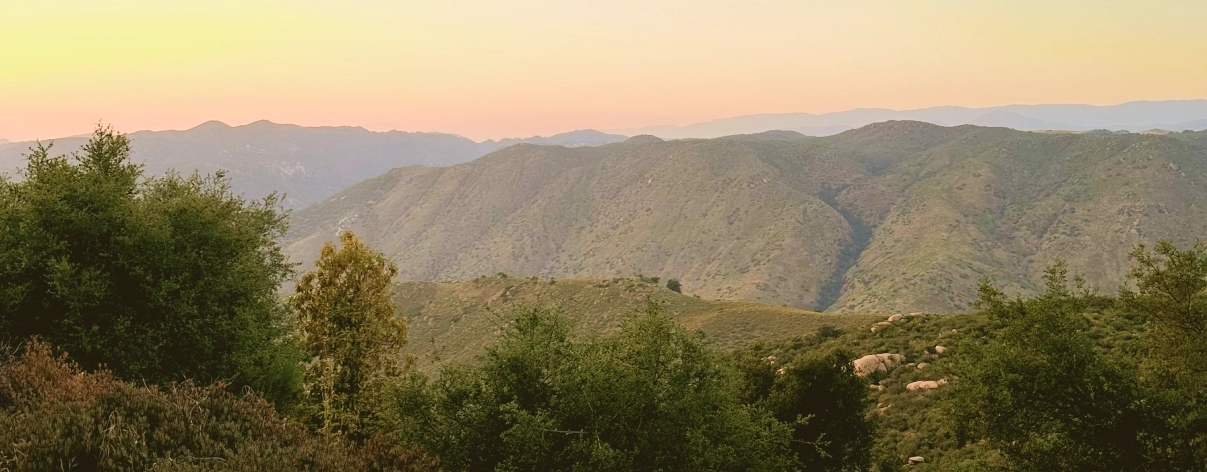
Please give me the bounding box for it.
[388,304,799,471]
[0,128,298,404]
[946,266,1150,470]
[734,346,873,471]
[0,338,438,472]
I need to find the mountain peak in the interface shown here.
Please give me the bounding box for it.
[189,120,231,131]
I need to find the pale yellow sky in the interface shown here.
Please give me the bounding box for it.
[2,0,1205,141]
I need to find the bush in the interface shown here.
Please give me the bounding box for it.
[388,304,800,471]
[0,128,299,404]
[666,278,682,293]
[0,338,438,472]
[735,345,873,471]
[946,266,1151,470]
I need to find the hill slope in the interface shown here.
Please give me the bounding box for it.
[287,122,1207,313]
[394,275,879,372]
[0,122,626,209]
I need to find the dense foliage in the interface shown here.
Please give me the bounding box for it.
[0,128,298,403]
[0,338,438,472]
[946,258,1207,470]
[735,346,874,471]
[946,265,1151,470]
[293,230,408,438]
[383,304,867,471]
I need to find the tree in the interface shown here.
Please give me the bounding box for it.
[946,264,1149,471]
[0,127,298,404]
[1122,241,1207,393]
[392,303,799,472]
[734,346,873,471]
[666,278,682,293]
[292,230,407,438]
[1121,241,1207,465]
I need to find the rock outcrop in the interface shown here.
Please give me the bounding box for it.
[854,353,906,377]
[906,379,948,391]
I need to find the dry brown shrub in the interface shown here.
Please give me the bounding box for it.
[0,338,438,472]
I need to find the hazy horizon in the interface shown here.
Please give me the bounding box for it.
[5,0,1206,142]
[4,98,1207,144]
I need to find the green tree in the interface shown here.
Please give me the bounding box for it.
[946,264,1148,471]
[1121,241,1207,465]
[666,278,682,293]
[0,127,298,405]
[1122,241,1207,393]
[391,303,799,472]
[292,230,407,438]
[735,346,873,471]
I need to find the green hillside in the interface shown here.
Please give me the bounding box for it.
[395,275,880,372]
[287,122,1207,313]
[391,272,1156,469]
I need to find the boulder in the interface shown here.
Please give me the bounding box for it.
[909,312,924,317]
[934,345,947,354]
[916,362,930,370]
[887,314,904,322]
[906,379,947,391]
[909,456,925,464]
[854,353,907,377]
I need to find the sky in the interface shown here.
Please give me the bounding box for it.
[2,0,1206,142]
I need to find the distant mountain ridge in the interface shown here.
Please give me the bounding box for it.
[611,100,1207,139]
[0,121,627,209]
[284,122,1207,314]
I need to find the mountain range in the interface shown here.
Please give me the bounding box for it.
[0,122,626,209]
[610,100,1207,139]
[283,122,1207,314]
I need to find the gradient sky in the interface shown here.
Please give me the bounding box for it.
[2,0,1206,141]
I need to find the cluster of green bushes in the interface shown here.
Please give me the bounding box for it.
[943,256,1207,470]
[383,303,872,471]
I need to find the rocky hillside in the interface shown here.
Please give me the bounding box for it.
[287,122,1207,313]
[0,122,625,209]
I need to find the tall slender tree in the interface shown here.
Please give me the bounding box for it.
[292,230,407,438]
